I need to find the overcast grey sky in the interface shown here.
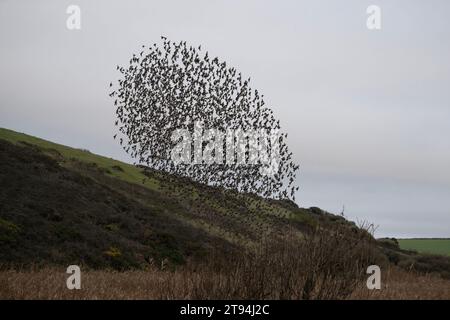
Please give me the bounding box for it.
[1,0,449,237]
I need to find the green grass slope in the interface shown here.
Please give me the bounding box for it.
[0,127,158,189]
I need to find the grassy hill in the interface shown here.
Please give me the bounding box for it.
[1,127,450,299]
[0,127,352,270]
[2,127,450,282]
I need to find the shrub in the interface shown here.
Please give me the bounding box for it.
[0,218,21,244]
[104,247,122,258]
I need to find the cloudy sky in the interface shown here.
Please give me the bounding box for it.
[1,0,449,237]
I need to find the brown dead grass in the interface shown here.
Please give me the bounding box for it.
[351,267,450,300]
[1,266,449,300]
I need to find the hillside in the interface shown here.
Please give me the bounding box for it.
[0,127,351,270]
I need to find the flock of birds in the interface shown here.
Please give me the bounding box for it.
[110,36,299,201]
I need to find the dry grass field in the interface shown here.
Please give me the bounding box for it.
[351,268,450,300]
[1,266,449,300]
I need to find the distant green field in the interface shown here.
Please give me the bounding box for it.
[398,239,450,256]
